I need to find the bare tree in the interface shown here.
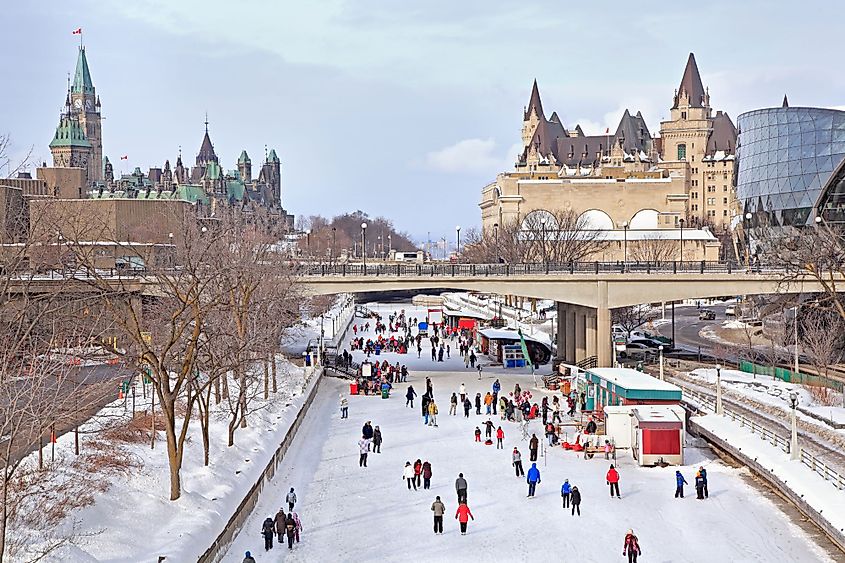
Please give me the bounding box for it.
[612,305,658,339]
[628,234,677,263]
[800,308,845,406]
[0,133,33,179]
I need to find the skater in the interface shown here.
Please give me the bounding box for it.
[477,364,483,380]
[403,461,417,490]
[450,392,458,416]
[414,459,423,487]
[446,344,451,359]
[438,346,444,362]
[496,426,504,449]
[455,473,468,503]
[512,447,525,477]
[243,551,256,563]
[475,393,482,415]
[284,513,296,550]
[699,466,709,498]
[428,399,439,426]
[492,378,501,395]
[431,345,437,361]
[292,511,302,543]
[274,508,286,542]
[455,501,474,535]
[695,470,705,499]
[362,421,374,448]
[358,437,369,468]
[623,529,642,563]
[529,434,539,462]
[675,470,688,498]
[431,495,446,534]
[406,385,417,408]
[483,419,494,439]
[262,516,275,550]
[339,394,348,419]
[561,479,571,508]
[469,350,477,368]
[422,393,431,425]
[426,377,434,397]
[474,427,482,442]
[459,383,466,404]
[286,487,297,512]
[464,351,470,369]
[463,397,472,418]
[526,462,541,497]
[422,460,433,489]
[484,392,493,415]
[604,440,614,460]
[607,464,621,498]
[570,486,581,516]
[373,426,383,453]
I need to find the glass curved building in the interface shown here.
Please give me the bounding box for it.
[735,106,845,227]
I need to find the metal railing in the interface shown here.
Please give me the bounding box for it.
[298,260,780,277]
[684,388,845,489]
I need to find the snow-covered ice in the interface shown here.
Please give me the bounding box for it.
[223,303,834,562]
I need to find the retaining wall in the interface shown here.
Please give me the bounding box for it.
[689,418,845,554]
[197,367,324,563]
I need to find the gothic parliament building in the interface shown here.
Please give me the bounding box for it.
[47,45,294,228]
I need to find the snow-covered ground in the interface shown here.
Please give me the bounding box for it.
[223,303,834,562]
[687,368,845,428]
[283,293,355,355]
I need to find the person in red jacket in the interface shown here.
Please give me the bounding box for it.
[496,426,505,449]
[606,464,621,498]
[455,501,474,535]
[623,529,642,562]
[413,459,423,488]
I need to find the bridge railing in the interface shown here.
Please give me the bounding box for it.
[298,260,778,277]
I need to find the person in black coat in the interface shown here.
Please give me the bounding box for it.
[406,385,417,408]
[570,486,582,516]
[373,426,383,453]
[463,398,472,418]
[474,393,482,415]
[262,517,276,550]
[362,421,374,441]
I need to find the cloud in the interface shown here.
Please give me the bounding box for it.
[424,138,520,175]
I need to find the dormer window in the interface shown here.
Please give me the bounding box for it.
[681,111,687,120]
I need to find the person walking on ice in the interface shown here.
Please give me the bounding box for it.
[339,394,348,419]
[403,461,417,490]
[450,392,458,416]
[291,511,302,544]
[459,383,466,404]
[483,419,494,439]
[474,427,481,442]
[529,433,539,461]
[428,399,439,426]
[431,496,446,534]
[243,551,256,563]
[455,501,474,535]
[607,464,621,498]
[561,479,571,508]
[512,447,525,477]
[358,437,369,468]
[526,462,541,497]
[373,426,382,453]
[455,473,468,503]
[286,488,297,512]
[570,485,581,516]
[623,529,642,562]
[406,385,417,408]
[675,470,687,498]
[261,516,275,551]
[422,460,433,489]
[496,426,504,449]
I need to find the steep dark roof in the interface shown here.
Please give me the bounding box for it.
[524,79,545,120]
[614,109,651,153]
[674,53,706,108]
[72,47,94,95]
[196,128,218,166]
[782,94,789,108]
[706,111,737,154]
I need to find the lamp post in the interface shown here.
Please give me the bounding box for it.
[540,217,548,268]
[622,220,629,271]
[168,232,174,267]
[361,222,367,269]
[793,304,800,378]
[678,218,685,265]
[306,229,311,258]
[387,234,392,259]
[659,345,665,381]
[331,227,337,263]
[789,391,800,460]
[493,222,499,263]
[745,212,753,267]
[715,363,724,415]
[456,225,461,262]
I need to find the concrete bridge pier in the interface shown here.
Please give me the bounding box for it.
[556,297,612,368]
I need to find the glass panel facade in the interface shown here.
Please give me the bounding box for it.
[736,107,845,228]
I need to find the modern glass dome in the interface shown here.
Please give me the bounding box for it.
[735,107,845,228]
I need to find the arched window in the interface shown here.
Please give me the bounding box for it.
[629,209,660,230]
[521,209,558,231]
[677,144,687,161]
[576,209,614,230]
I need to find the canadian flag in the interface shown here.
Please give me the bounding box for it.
[120,155,128,160]
[605,128,610,134]
[72,28,82,35]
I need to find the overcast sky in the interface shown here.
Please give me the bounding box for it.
[2,1,843,241]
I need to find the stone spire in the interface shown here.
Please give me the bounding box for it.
[673,53,706,109]
[71,46,95,95]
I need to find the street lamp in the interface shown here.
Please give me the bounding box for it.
[493,222,499,263]
[715,363,724,415]
[456,225,461,261]
[659,345,664,381]
[361,222,367,269]
[622,220,629,271]
[306,229,311,257]
[540,217,548,268]
[331,227,337,263]
[745,212,753,267]
[789,391,800,460]
[678,218,685,265]
[387,234,392,259]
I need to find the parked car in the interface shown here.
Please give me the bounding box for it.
[618,342,659,360]
[698,309,716,320]
[628,329,672,345]
[629,338,669,350]
[725,305,736,317]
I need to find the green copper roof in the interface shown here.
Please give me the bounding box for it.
[49,116,92,148]
[226,179,245,201]
[238,150,250,163]
[205,160,222,180]
[267,149,280,163]
[71,47,94,95]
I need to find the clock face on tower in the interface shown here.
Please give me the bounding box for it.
[73,99,82,109]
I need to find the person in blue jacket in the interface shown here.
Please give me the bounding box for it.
[561,479,572,508]
[492,379,501,395]
[699,466,709,498]
[675,470,688,498]
[526,463,541,497]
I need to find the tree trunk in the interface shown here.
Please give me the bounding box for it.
[213,375,221,405]
[271,353,277,394]
[263,359,269,400]
[201,413,210,467]
[161,402,183,501]
[222,372,229,400]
